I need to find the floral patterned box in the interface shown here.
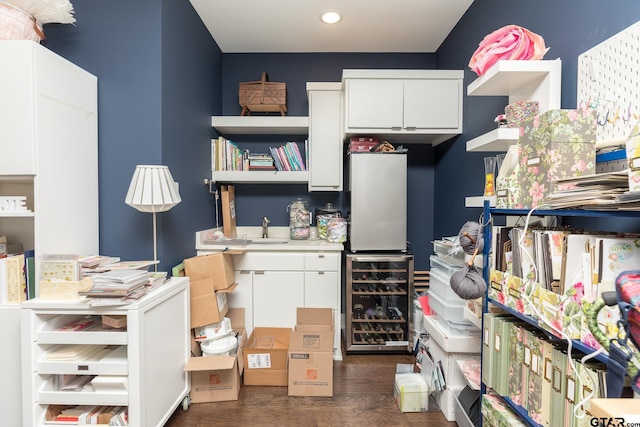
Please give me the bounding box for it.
[517,109,597,208]
[535,284,584,340]
[489,269,539,316]
[481,391,528,427]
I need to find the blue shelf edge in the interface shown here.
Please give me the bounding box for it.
[487,297,610,364]
[490,208,640,218]
[501,396,543,427]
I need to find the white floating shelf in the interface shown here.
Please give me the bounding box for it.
[211,170,308,184]
[466,127,520,152]
[467,59,561,98]
[211,116,309,135]
[465,196,496,208]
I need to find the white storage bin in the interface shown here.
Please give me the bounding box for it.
[432,240,465,264]
[423,314,481,353]
[427,291,465,322]
[454,392,475,427]
[430,255,462,280]
[428,267,465,304]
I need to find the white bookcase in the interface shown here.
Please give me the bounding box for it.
[0,40,100,427]
[0,40,99,287]
[21,277,190,427]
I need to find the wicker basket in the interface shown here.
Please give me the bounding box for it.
[239,72,287,116]
[0,1,44,42]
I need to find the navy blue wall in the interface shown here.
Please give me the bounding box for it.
[39,1,640,273]
[221,54,436,267]
[434,0,640,237]
[43,0,221,271]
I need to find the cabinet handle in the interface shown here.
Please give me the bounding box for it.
[405,127,416,131]
[318,254,325,258]
[391,126,402,131]
[255,271,265,275]
[77,365,89,371]
[239,270,250,275]
[317,271,325,275]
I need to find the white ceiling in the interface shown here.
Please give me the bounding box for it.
[189,0,474,54]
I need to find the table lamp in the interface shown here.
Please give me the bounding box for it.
[125,165,181,271]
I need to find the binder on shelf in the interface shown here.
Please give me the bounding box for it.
[493,316,524,396]
[550,347,567,426]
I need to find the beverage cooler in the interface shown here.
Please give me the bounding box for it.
[345,253,414,353]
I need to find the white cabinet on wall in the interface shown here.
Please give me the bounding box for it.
[342,69,464,145]
[0,40,99,285]
[306,82,343,191]
[21,277,190,427]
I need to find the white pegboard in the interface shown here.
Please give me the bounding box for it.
[578,20,640,144]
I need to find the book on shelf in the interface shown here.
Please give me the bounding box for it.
[0,252,26,304]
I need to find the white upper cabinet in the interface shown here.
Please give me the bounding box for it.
[306,82,343,192]
[342,69,464,145]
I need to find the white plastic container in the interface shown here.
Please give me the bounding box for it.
[200,335,238,357]
[427,291,465,322]
[430,255,463,280]
[194,317,232,342]
[428,267,465,304]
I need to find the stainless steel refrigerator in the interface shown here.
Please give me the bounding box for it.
[348,152,407,251]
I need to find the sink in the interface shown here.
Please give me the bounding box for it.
[248,237,289,244]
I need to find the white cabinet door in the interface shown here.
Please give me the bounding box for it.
[230,270,254,337]
[346,79,404,129]
[404,79,461,129]
[253,271,304,328]
[304,271,338,308]
[307,84,343,191]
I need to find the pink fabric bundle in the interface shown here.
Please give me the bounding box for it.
[469,25,550,76]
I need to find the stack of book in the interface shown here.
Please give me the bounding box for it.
[212,136,245,171]
[79,269,149,300]
[247,152,275,170]
[46,405,128,425]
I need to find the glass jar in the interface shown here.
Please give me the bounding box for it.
[288,198,310,240]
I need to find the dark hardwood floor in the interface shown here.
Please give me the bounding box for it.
[165,351,456,427]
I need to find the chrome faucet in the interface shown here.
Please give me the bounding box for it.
[262,216,270,238]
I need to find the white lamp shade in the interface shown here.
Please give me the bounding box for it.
[125,165,181,213]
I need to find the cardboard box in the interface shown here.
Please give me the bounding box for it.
[517,109,597,208]
[184,252,235,291]
[189,281,236,329]
[184,308,246,403]
[288,307,335,397]
[244,326,291,386]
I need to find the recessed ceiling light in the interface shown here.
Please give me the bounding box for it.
[320,10,342,25]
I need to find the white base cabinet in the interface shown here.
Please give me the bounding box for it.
[229,250,343,360]
[21,277,190,427]
[0,305,22,427]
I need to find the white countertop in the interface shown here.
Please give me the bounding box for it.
[196,227,344,252]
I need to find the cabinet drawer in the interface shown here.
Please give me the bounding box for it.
[304,252,339,271]
[233,252,304,271]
